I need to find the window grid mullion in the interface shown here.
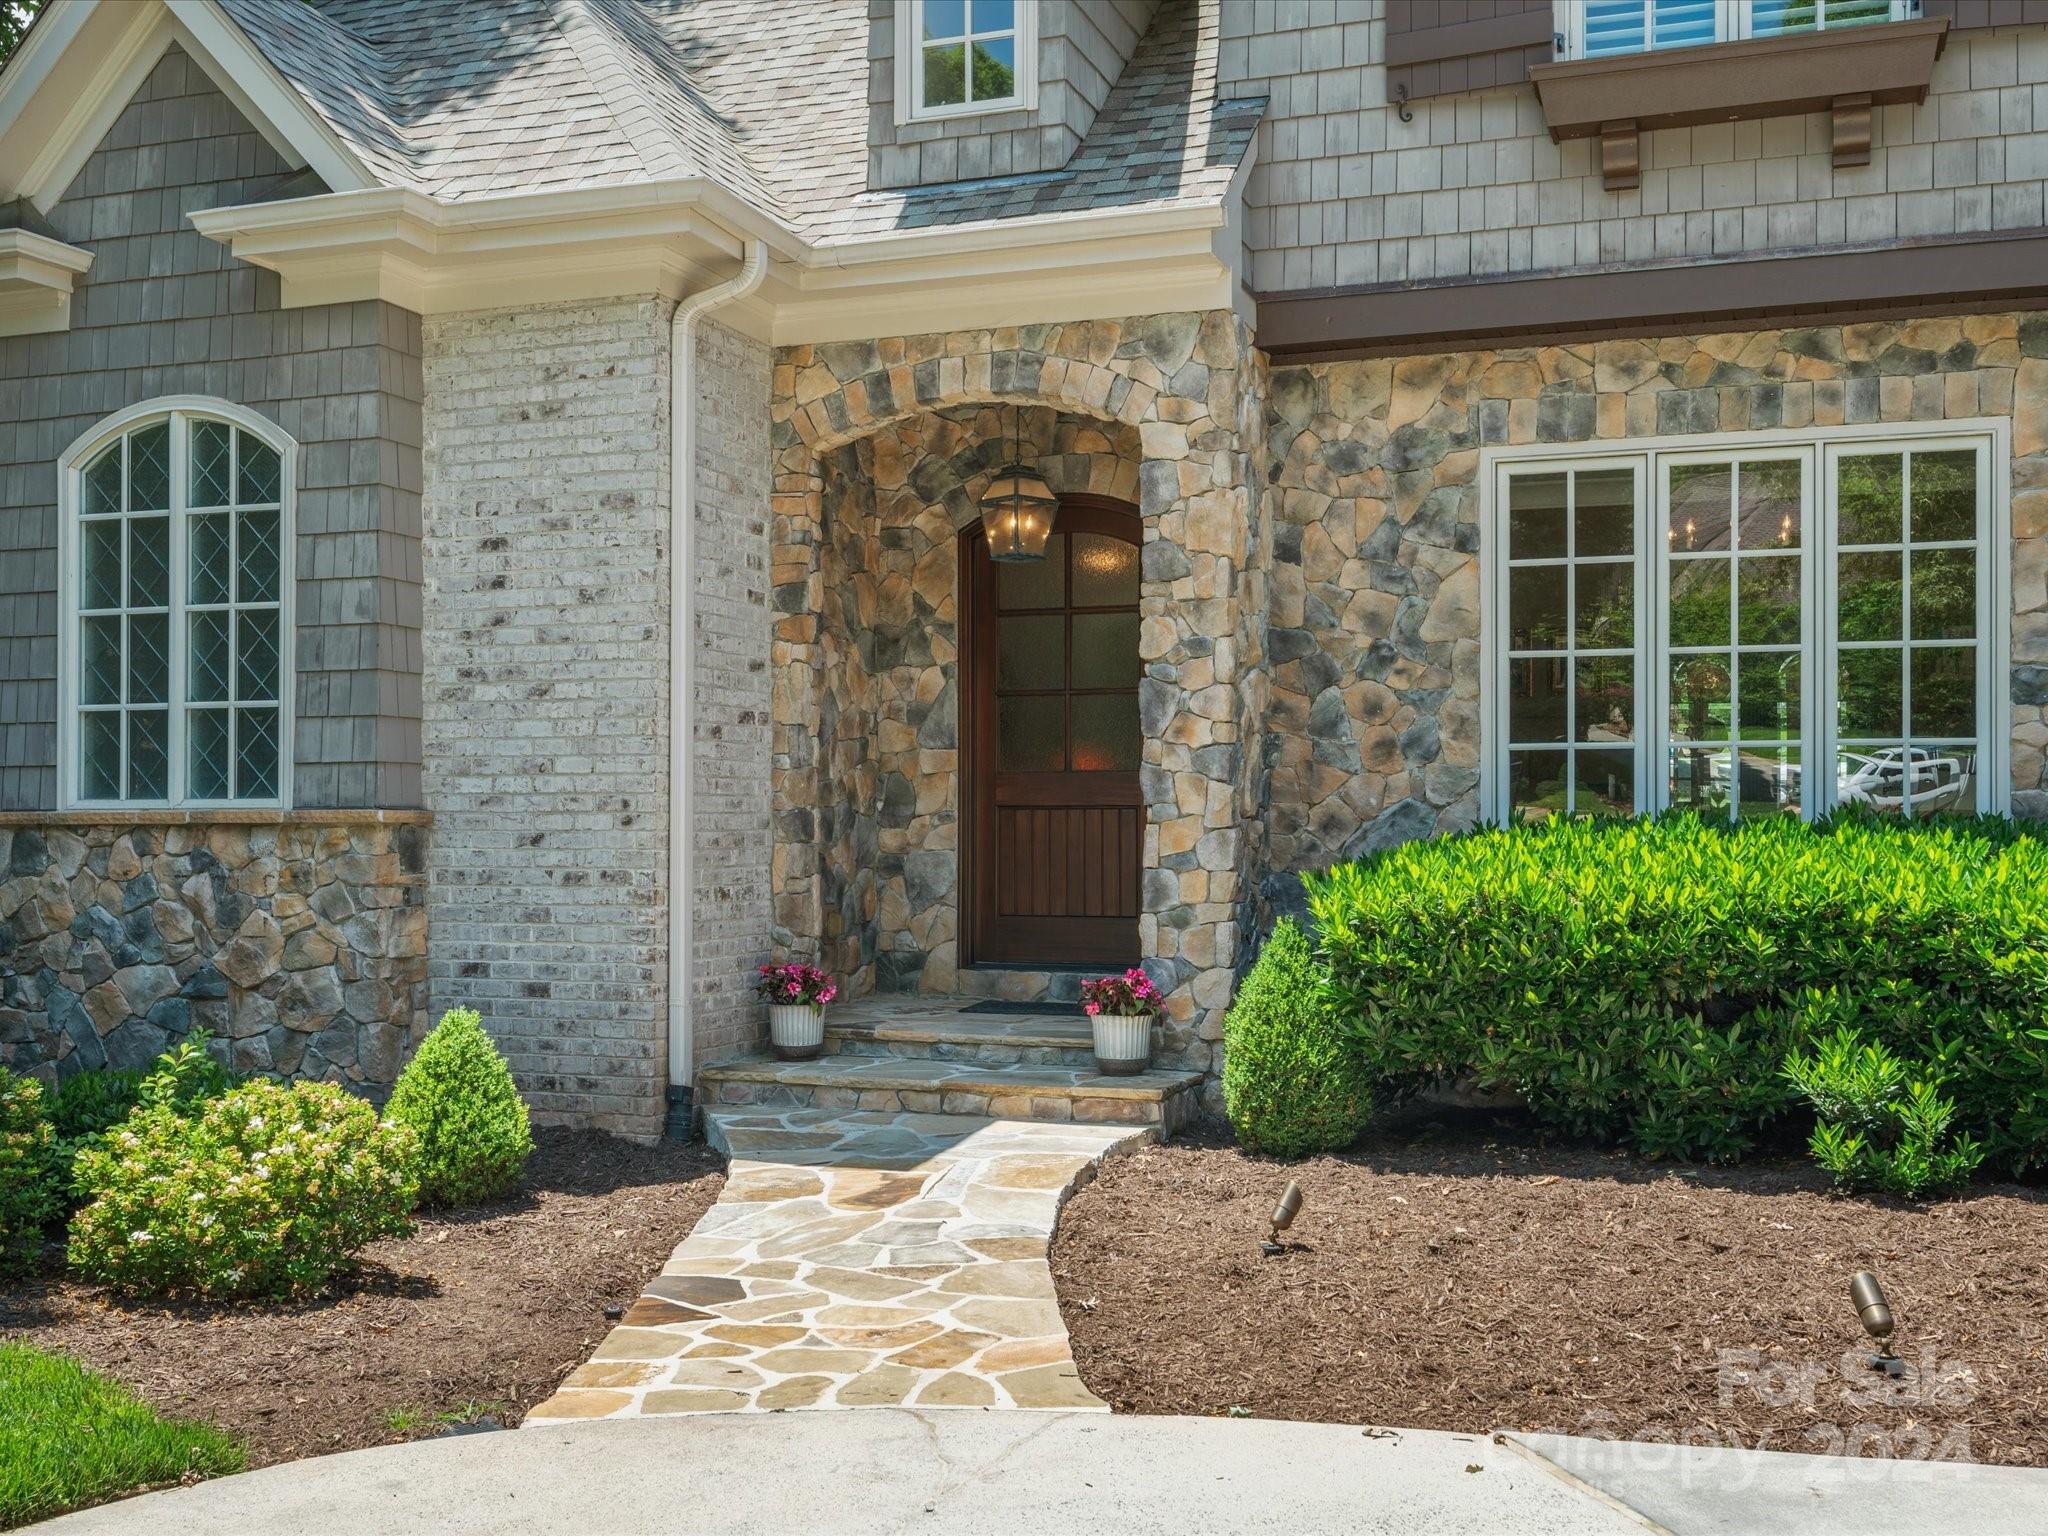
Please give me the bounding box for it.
[169,413,187,807]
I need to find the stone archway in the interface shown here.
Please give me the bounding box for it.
[767,315,1267,1078]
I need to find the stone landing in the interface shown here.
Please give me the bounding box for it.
[697,997,1203,1131]
[524,1109,1147,1421]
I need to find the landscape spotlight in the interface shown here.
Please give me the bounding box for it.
[1850,1270,1905,1378]
[1261,1181,1302,1256]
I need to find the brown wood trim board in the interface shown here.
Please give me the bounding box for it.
[1255,231,2048,361]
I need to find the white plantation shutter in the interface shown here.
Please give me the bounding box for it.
[1582,0,1720,55]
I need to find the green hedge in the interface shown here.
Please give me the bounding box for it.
[1304,811,2048,1170]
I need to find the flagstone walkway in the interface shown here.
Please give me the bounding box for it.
[525,1108,1149,1421]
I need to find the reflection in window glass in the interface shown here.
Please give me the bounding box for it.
[1834,445,1981,817]
[1663,457,1804,819]
[1496,434,1989,825]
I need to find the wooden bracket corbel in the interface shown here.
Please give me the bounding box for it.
[1832,93,1873,168]
[1600,120,1639,191]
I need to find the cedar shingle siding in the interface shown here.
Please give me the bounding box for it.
[1385,0,1555,104]
[0,46,423,810]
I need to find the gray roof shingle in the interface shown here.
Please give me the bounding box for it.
[210,0,1263,244]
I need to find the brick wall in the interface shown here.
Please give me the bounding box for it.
[1226,6,2048,294]
[688,317,774,1066]
[0,44,422,810]
[420,298,672,1139]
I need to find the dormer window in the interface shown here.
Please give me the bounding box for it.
[1558,0,1917,59]
[898,0,1037,122]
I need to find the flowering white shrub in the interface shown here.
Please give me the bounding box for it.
[67,1079,417,1298]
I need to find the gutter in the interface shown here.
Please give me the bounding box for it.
[668,239,769,1094]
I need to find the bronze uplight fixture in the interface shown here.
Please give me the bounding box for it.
[1261,1180,1303,1256]
[980,406,1058,563]
[1851,1270,1905,1377]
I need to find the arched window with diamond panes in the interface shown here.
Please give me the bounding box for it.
[62,400,292,808]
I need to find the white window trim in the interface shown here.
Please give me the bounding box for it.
[893,0,1038,126]
[1479,417,2013,823]
[56,395,297,812]
[1554,0,1919,60]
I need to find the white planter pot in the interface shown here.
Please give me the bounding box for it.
[769,1003,825,1061]
[1091,1012,1153,1076]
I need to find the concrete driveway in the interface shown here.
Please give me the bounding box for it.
[31,1410,2048,1535]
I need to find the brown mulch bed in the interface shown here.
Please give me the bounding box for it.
[1053,1117,2048,1466]
[0,1128,723,1467]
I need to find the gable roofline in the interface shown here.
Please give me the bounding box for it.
[0,0,380,213]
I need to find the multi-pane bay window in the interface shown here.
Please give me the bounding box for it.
[1485,426,2008,822]
[1561,0,1919,59]
[61,401,292,808]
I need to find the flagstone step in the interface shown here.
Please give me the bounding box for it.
[825,1009,1097,1069]
[698,1052,1201,1132]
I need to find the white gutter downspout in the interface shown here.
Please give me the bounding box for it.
[669,240,769,1098]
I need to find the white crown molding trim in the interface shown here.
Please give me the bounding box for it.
[0,227,95,336]
[189,176,1246,342]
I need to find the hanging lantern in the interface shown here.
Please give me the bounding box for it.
[980,407,1058,562]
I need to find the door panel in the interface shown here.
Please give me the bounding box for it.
[965,498,1142,968]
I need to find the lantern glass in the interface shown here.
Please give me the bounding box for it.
[983,464,1058,563]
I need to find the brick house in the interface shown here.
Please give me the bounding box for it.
[0,0,2042,1139]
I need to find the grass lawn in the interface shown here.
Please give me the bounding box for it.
[0,1342,243,1529]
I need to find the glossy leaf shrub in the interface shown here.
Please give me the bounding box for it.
[385,1007,533,1207]
[1783,1025,1983,1198]
[1223,919,1374,1158]
[1306,811,2048,1170]
[68,1079,417,1298]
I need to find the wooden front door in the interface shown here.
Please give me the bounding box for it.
[963,497,1142,968]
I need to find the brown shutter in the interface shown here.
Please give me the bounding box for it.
[1922,1,2048,27]
[1385,1,1556,102]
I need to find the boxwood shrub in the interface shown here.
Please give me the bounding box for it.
[1223,919,1374,1158]
[386,1007,533,1207]
[1304,811,2048,1170]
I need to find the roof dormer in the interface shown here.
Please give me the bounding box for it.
[868,0,1158,189]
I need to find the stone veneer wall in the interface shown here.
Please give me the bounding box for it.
[770,313,1265,1076]
[1261,313,2048,907]
[0,813,427,1088]
[421,298,673,1139]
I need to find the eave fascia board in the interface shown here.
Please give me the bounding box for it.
[189,180,801,261]
[0,228,97,284]
[187,174,1244,339]
[187,181,796,314]
[802,199,1229,274]
[767,202,1240,346]
[0,227,95,337]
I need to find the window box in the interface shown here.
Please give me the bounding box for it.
[1530,17,1949,187]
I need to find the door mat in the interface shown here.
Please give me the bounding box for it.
[959,1000,1072,1016]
